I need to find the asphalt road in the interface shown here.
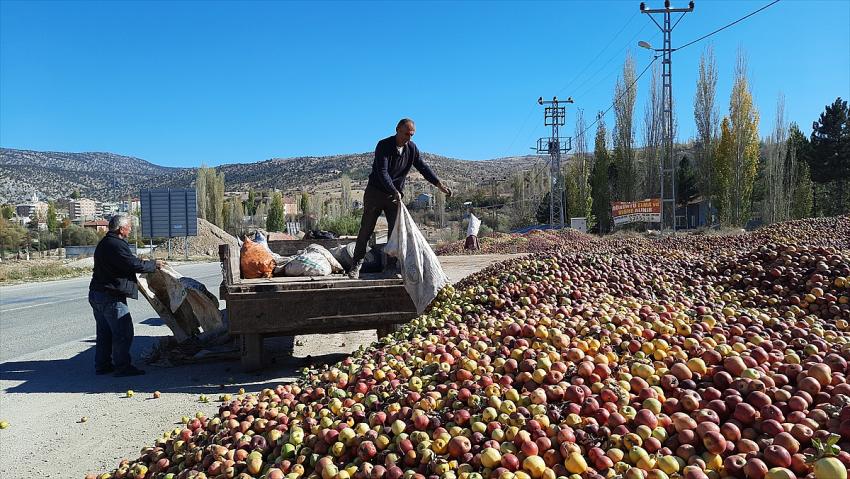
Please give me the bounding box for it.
[0,262,223,363]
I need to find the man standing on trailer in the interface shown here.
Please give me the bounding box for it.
[348,118,452,279]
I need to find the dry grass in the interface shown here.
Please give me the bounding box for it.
[0,258,92,285]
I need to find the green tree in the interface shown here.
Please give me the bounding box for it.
[1,204,15,220]
[0,218,27,259]
[714,118,734,224]
[222,198,244,236]
[246,189,256,216]
[590,114,613,233]
[46,202,58,232]
[266,192,285,232]
[788,124,814,218]
[300,192,310,217]
[808,97,850,215]
[70,189,80,200]
[676,156,699,207]
[62,225,100,246]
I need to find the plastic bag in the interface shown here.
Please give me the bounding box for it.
[329,242,357,271]
[385,202,449,314]
[240,237,276,279]
[305,244,344,273]
[283,250,332,276]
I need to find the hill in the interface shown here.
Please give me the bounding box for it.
[0,148,540,203]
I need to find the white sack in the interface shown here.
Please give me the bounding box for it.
[385,202,449,314]
[467,213,482,237]
[305,244,344,273]
[284,250,332,276]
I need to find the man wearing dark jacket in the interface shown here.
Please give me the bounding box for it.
[348,118,452,279]
[89,214,164,376]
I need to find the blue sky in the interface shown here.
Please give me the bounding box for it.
[1,0,848,168]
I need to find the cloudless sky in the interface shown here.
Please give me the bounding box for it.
[1,0,848,168]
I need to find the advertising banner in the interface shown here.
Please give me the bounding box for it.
[612,198,661,226]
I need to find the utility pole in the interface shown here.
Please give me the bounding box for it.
[535,96,574,229]
[640,0,695,232]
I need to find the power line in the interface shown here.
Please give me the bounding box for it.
[578,56,660,140]
[558,11,641,96]
[676,0,781,51]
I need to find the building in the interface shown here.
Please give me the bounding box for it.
[283,197,298,216]
[15,193,48,220]
[69,198,101,221]
[411,193,434,210]
[100,202,120,216]
[119,198,141,215]
[82,219,109,233]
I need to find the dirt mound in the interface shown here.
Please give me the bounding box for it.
[159,218,240,258]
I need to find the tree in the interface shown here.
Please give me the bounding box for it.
[222,198,244,236]
[762,94,793,223]
[808,97,850,215]
[642,64,663,200]
[718,50,760,226]
[676,156,698,207]
[266,193,285,232]
[0,218,27,259]
[714,117,734,224]
[196,166,225,226]
[46,202,58,233]
[612,53,637,201]
[694,45,719,208]
[246,189,256,216]
[434,189,446,227]
[590,114,613,233]
[300,192,310,217]
[1,205,14,220]
[341,175,352,216]
[788,124,814,218]
[70,189,80,200]
[196,167,208,221]
[573,109,593,220]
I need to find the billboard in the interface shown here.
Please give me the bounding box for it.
[140,189,198,238]
[612,198,661,226]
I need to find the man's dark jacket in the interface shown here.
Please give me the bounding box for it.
[367,136,442,195]
[89,232,156,300]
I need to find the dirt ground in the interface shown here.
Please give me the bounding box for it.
[0,253,522,478]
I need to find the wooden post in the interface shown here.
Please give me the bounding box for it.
[241,334,264,371]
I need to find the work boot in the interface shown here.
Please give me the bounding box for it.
[347,260,364,280]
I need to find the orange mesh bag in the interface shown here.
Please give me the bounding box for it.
[240,237,275,279]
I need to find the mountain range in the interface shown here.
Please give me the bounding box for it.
[0,148,540,204]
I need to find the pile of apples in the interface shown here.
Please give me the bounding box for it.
[436,229,596,256]
[93,217,850,479]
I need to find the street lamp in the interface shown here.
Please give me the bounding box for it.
[638,40,654,50]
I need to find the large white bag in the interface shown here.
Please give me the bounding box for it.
[385,202,449,314]
[467,213,482,237]
[283,251,332,276]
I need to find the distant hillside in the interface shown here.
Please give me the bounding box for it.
[0,148,188,203]
[0,147,540,203]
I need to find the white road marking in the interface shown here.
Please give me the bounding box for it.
[1,297,82,313]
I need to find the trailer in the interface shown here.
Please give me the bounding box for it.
[219,242,519,370]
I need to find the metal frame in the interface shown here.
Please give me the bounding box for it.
[535,96,574,229]
[641,1,694,232]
